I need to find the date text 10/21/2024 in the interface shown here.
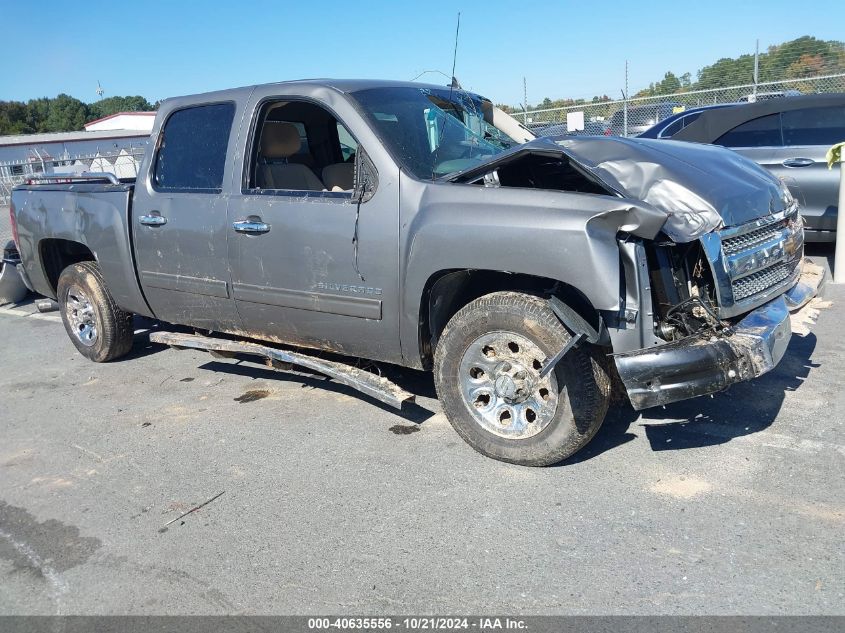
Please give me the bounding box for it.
[307,617,528,631]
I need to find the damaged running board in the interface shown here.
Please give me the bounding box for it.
[148,331,415,410]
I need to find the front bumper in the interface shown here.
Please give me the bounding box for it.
[614,258,824,411]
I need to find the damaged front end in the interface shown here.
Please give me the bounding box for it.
[447,135,824,410]
[614,257,823,410]
[613,196,821,410]
[603,145,821,409]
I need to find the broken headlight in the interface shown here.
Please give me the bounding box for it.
[660,208,722,243]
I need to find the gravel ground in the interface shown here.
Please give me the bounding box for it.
[0,255,842,615]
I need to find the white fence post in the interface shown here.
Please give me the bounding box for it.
[835,152,845,283]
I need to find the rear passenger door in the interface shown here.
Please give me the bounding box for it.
[716,106,845,235]
[714,112,783,170]
[133,102,242,330]
[768,105,845,233]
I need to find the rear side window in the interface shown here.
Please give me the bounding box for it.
[781,106,845,146]
[153,103,235,192]
[660,111,703,138]
[716,113,782,147]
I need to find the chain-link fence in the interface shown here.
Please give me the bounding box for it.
[0,148,144,206]
[512,73,845,136]
[0,148,145,245]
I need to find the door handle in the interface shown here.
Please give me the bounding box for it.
[139,213,167,226]
[782,157,815,168]
[233,219,271,235]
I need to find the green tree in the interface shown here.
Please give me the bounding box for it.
[695,54,755,89]
[25,98,51,132]
[87,95,154,121]
[0,101,31,135]
[42,94,88,132]
[761,36,845,80]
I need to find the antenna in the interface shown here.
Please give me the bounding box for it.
[450,12,461,87]
[96,80,104,99]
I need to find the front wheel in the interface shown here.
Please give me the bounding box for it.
[433,292,611,466]
[57,261,134,362]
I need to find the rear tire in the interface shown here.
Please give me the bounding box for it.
[57,261,134,362]
[434,291,611,466]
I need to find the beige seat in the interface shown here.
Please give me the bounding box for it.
[258,122,325,191]
[322,163,355,191]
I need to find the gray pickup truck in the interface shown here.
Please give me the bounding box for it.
[10,79,822,466]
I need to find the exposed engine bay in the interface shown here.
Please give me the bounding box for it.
[646,241,724,341]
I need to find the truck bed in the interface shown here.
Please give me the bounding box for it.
[11,180,152,317]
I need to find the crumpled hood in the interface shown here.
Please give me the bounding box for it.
[447,135,792,242]
[555,136,790,228]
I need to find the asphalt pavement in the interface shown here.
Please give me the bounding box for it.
[0,254,842,615]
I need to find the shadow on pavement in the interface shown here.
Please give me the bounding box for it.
[122,318,193,362]
[563,332,819,465]
[121,310,821,456]
[196,358,437,424]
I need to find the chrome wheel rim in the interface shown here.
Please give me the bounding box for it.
[65,285,98,347]
[458,331,559,439]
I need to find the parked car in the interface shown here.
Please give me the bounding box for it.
[737,90,802,103]
[537,120,608,137]
[605,101,682,136]
[10,79,820,466]
[662,94,845,241]
[636,104,733,139]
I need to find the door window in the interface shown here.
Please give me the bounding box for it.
[716,113,782,147]
[246,99,363,194]
[153,103,235,192]
[337,122,358,161]
[781,106,845,146]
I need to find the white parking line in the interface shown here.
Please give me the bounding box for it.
[0,305,62,322]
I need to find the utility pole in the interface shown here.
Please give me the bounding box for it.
[523,77,528,125]
[753,39,759,100]
[623,60,629,137]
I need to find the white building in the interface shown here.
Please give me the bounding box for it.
[83,111,156,132]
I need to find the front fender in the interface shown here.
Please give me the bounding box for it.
[397,177,666,365]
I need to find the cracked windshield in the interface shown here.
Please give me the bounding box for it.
[351,86,518,178]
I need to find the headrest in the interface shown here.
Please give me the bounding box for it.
[322,163,355,191]
[260,122,301,159]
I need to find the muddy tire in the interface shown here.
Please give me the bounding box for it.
[57,261,134,362]
[433,291,611,466]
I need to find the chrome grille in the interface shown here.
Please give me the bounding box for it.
[721,225,783,255]
[705,207,804,318]
[731,263,793,301]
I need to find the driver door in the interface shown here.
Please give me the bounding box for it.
[226,93,401,362]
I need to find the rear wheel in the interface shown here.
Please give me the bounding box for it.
[57,261,134,362]
[434,291,611,466]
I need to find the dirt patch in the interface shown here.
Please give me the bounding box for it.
[650,476,712,499]
[234,389,271,403]
[389,424,420,435]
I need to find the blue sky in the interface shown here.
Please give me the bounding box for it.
[3,0,843,107]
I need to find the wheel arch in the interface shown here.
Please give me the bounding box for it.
[38,238,96,298]
[417,269,604,370]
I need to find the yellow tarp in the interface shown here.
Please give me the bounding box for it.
[827,141,845,169]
